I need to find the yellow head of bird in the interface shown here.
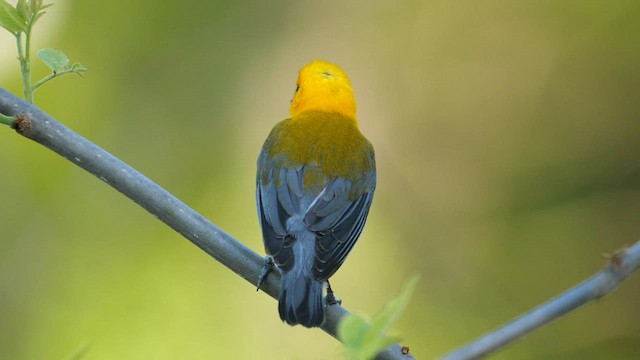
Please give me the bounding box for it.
[289,60,357,120]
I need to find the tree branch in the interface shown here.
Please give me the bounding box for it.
[0,87,413,360]
[439,241,640,360]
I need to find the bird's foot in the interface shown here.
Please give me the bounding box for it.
[325,280,342,305]
[256,256,275,291]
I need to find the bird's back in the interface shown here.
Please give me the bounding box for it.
[259,111,375,199]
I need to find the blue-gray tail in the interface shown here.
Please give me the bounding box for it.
[279,272,324,327]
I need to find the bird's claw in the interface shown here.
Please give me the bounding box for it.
[256,256,275,291]
[326,292,342,306]
[325,280,342,305]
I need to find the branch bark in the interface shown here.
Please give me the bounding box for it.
[0,87,414,360]
[439,241,640,360]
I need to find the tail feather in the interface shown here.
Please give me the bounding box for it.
[279,273,324,327]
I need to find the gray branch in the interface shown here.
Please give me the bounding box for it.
[0,88,413,360]
[439,240,640,360]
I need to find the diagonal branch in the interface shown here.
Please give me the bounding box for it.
[0,87,414,360]
[439,241,640,360]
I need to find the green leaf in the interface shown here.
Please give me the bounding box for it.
[362,335,396,360]
[71,62,88,78]
[30,0,41,14]
[21,0,52,22]
[339,312,397,360]
[0,0,26,33]
[338,313,371,349]
[16,0,28,19]
[30,2,53,28]
[33,10,45,23]
[72,62,87,71]
[37,48,70,71]
[370,275,419,335]
[338,276,420,360]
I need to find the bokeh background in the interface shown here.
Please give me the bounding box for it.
[1,0,639,359]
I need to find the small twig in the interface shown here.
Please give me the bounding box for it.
[32,68,77,92]
[0,87,413,360]
[439,241,640,360]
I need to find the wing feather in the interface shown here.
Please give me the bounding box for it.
[306,174,376,281]
[258,146,376,282]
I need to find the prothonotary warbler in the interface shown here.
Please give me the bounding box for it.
[256,60,376,327]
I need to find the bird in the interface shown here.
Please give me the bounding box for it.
[256,60,376,327]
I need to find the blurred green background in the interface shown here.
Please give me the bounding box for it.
[1,0,639,359]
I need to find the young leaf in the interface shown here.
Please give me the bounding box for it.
[27,0,52,25]
[37,48,70,72]
[338,276,420,360]
[30,0,42,14]
[16,0,28,19]
[72,62,87,70]
[71,62,88,77]
[370,275,419,335]
[0,0,26,33]
[338,313,371,349]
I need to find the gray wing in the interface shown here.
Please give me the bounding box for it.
[257,152,304,272]
[305,174,376,282]
[258,152,376,280]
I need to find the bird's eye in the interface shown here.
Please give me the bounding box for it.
[295,84,300,93]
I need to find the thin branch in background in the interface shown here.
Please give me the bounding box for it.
[439,241,640,360]
[0,88,414,360]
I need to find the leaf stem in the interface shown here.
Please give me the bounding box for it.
[23,18,33,103]
[15,6,39,103]
[16,32,30,102]
[32,68,78,92]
